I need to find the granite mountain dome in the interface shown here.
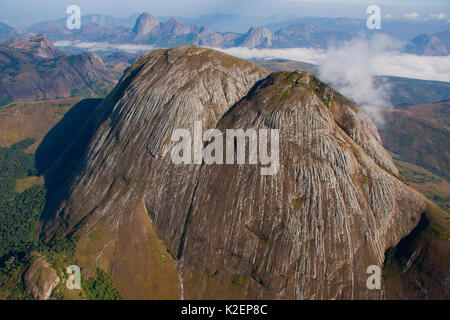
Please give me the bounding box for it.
[132,13,160,40]
[38,46,446,299]
[40,46,270,299]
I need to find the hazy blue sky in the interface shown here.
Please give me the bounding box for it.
[1,0,449,27]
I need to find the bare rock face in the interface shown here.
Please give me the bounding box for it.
[24,255,60,300]
[180,71,425,299]
[407,31,449,56]
[41,46,427,299]
[41,46,269,299]
[162,18,192,36]
[193,27,225,47]
[4,34,63,59]
[239,27,275,48]
[132,13,159,40]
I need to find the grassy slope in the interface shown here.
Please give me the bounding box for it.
[0,98,83,151]
[0,96,177,300]
[0,98,122,300]
[393,155,450,212]
[380,101,450,182]
[379,101,449,213]
[383,200,449,299]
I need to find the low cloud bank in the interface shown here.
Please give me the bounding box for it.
[403,12,420,20]
[219,47,327,65]
[54,41,155,54]
[218,37,450,124]
[218,43,450,83]
[317,35,397,124]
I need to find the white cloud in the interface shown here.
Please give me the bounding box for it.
[317,35,397,124]
[54,41,155,54]
[215,47,327,65]
[217,44,450,83]
[217,36,450,124]
[373,53,450,82]
[385,14,395,19]
[430,13,447,20]
[403,12,419,20]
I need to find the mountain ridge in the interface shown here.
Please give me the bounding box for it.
[0,36,116,107]
[406,31,450,56]
[20,12,450,53]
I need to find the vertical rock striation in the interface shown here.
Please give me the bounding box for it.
[179,71,425,299]
[41,46,269,299]
[40,46,428,299]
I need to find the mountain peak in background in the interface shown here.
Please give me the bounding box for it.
[407,31,450,56]
[132,12,159,40]
[8,11,447,54]
[4,34,63,59]
[239,26,274,48]
[0,22,20,41]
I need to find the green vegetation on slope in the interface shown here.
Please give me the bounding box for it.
[0,137,120,300]
[0,139,46,257]
[0,239,77,300]
[0,139,36,200]
[0,185,46,257]
[82,268,123,300]
[0,98,124,300]
[0,138,76,299]
[393,157,450,212]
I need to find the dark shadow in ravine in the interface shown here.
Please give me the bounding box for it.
[36,64,145,238]
[35,98,103,228]
[35,98,102,174]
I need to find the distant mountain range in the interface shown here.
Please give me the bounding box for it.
[0,22,21,41]
[0,35,115,107]
[406,31,450,56]
[265,16,450,41]
[1,13,448,54]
